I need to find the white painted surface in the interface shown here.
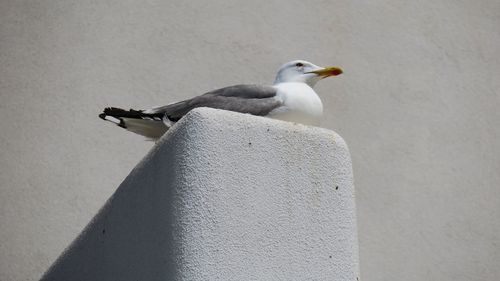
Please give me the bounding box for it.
[1,1,499,280]
[40,108,359,281]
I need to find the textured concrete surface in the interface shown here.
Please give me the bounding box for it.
[1,1,499,281]
[40,108,359,281]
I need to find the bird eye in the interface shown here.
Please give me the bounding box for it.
[295,62,304,67]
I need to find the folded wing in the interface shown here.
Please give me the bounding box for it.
[99,84,281,140]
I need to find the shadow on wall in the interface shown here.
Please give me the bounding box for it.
[40,136,181,281]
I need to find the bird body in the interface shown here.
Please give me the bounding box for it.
[269,82,323,125]
[99,60,342,140]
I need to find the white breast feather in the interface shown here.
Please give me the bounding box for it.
[269,82,323,125]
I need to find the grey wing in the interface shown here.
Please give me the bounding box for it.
[146,84,281,121]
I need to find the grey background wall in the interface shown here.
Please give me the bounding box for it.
[0,1,498,280]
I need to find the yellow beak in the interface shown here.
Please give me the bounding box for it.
[307,67,343,77]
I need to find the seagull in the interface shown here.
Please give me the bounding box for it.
[99,60,342,140]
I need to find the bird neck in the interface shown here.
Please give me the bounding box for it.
[273,78,318,88]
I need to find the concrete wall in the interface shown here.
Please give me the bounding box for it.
[0,1,499,280]
[40,108,359,281]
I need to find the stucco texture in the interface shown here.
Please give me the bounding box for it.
[0,1,499,281]
[41,108,358,281]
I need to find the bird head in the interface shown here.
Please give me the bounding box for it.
[273,60,343,87]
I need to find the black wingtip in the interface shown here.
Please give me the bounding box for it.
[103,107,124,115]
[98,110,127,128]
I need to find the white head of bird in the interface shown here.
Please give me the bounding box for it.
[273,60,343,87]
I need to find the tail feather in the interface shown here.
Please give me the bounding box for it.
[99,107,169,140]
